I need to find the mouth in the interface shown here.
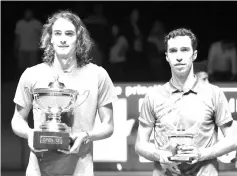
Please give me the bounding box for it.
[175,63,186,66]
[58,46,69,48]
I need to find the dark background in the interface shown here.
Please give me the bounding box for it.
[2,1,237,83]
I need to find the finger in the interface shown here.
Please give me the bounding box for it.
[33,149,48,152]
[58,149,70,154]
[188,157,198,164]
[69,140,82,153]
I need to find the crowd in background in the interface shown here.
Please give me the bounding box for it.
[2,3,237,83]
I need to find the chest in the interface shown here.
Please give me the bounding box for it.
[153,93,215,131]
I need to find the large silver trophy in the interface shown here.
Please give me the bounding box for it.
[32,77,89,151]
[168,129,196,162]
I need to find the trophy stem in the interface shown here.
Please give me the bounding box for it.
[47,114,61,123]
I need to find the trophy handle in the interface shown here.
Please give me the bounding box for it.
[63,90,90,112]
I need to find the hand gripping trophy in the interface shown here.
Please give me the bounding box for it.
[167,117,200,163]
[32,76,89,151]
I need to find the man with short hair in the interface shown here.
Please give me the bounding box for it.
[135,28,237,176]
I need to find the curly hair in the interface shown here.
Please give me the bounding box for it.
[164,28,198,51]
[40,10,94,67]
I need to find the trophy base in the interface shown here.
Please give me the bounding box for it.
[34,131,70,151]
[168,156,194,162]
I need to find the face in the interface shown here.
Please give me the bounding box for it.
[166,36,197,76]
[24,9,33,20]
[51,18,77,58]
[196,71,209,83]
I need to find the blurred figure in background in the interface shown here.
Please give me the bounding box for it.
[108,23,128,82]
[207,39,237,82]
[14,8,42,76]
[194,60,209,84]
[90,41,103,66]
[123,8,147,81]
[84,3,110,65]
[146,20,170,81]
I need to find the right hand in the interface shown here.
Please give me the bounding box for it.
[27,129,48,152]
[159,150,181,170]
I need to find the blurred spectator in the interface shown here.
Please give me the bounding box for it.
[84,4,110,64]
[108,24,128,81]
[145,20,170,81]
[14,8,42,76]
[207,40,237,82]
[122,8,147,80]
[194,60,209,83]
[90,41,103,66]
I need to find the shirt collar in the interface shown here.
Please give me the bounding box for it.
[168,75,199,94]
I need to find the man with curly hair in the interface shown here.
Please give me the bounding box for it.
[11,10,117,176]
[135,28,237,176]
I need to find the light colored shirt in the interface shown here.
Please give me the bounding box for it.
[139,77,233,176]
[13,63,118,176]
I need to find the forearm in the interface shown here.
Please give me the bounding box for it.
[11,113,31,139]
[88,122,114,142]
[200,134,237,161]
[135,142,160,162]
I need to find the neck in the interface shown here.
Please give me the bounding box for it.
[171,66,195,91]
[53,54,77,73]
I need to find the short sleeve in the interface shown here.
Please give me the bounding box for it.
[214,87,233,127]
[13,68,33,108]
[97,67,118,108]
[139,92,156,127]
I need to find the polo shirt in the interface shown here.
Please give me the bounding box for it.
[139,76,233,176]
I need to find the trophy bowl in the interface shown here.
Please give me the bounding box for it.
[32,77,88,151]
[168,130,195,162]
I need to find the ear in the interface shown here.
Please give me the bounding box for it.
[192,50,197,62]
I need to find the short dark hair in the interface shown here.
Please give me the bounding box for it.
[40,10,94,67]
[164,28,198,51]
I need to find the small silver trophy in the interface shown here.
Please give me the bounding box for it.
[32,77,89,151]
[168,128,195,162]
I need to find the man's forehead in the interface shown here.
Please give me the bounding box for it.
[52,18,76,31]
[167,36,192,48]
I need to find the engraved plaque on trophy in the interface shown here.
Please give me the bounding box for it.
[32,77,89,151]
[168,129,195,162]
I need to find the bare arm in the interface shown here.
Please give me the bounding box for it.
[11,104,32,139]
[200,120,237,161]
[135,121,160,161]
[68,103,114,153]
[88,102,114,142]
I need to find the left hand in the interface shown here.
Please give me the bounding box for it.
[175,145,202,164]
[58,132,88,154]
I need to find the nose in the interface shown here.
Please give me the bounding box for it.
[60,40,66,45]
[176,58,182,62]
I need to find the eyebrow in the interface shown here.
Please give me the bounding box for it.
[168,46,191,51]
[53,30,75,33]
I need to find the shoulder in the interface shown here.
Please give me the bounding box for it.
[16,20,25,27]
[84,63,108,74]
[25,63,49,77]
[198,82,225,104]
[32,19,42,26]
[198,82,222,94]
